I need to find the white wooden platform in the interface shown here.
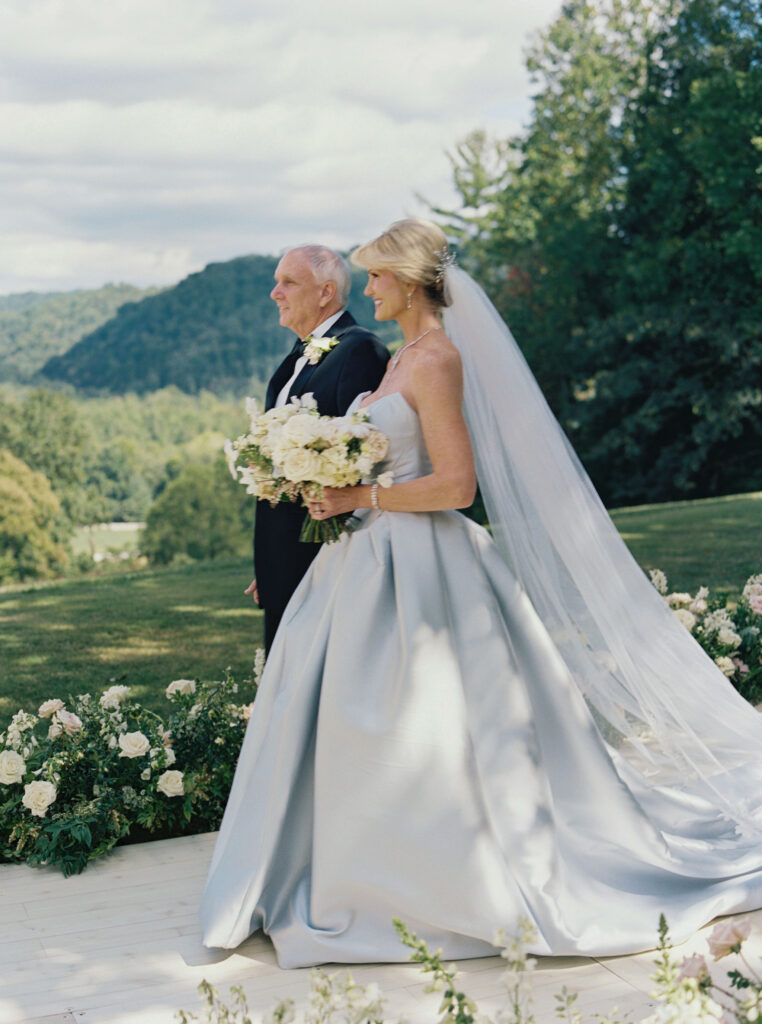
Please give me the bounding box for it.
[1,832,760,1024]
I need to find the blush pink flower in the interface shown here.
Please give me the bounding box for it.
[679,953,709,981]
[56,710,83,736]
[706,917,752,960]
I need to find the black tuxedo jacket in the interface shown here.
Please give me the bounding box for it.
[254,311,389,640]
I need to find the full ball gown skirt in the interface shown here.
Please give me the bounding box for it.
[200,392,762,968]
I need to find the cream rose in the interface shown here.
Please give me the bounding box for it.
[281,447,322,483]
[706,917,751,959]
[282,413,321,445]
[715,656,736,677]
[38,698,64,719]
[674,608,697,631]
[100,684,131,708]
[166,679,196,698]
[118,731,151,758]
[22,780,57,818]
[156,769,184,797]
[0,749,26,785]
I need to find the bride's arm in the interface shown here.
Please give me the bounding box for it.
[310,345,477,516]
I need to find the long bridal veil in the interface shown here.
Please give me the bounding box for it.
[443,266,762,834]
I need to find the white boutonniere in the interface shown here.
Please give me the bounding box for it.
[303,334,340,365]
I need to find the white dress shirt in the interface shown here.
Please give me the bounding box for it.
[274,309,346,408]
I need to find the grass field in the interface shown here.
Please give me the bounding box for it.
[610,490,762,596]
[1,491,760,720]
[0,557,261,720]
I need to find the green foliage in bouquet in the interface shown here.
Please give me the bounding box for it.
[0,655,263,876]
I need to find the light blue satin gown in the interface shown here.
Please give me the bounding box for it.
[200,392,762,968]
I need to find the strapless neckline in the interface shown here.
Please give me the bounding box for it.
[357,390,416,415]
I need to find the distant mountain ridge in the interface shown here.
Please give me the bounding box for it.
[39,255,397,396]
[0,283,157,383]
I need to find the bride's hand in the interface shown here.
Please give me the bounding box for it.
[305,487,357,519]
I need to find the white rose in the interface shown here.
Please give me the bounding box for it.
[667,592,693,608]
[22,780,57,818]
[48,720,63,740]
[56,710,83,736]
[673,608,697,631]
[100,685,131,708]
[38,698,64,719]
[0,749,26,785]
[118,731,151,758]
[282,413,321,445]
[376,471,394,488]
[164,747,176,766]
[281,447,322,483]
[156,770,184,797]
[141,768,151,781]
[165,679,196,698]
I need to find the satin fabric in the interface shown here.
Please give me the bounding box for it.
[200,392,762,968]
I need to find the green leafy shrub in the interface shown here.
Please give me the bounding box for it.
[0,655,263,875]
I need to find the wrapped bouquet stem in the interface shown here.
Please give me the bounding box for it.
[225,394,393,544]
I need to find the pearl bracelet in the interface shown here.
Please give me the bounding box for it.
[371,483,380,509]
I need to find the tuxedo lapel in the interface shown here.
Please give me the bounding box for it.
[285,311,359,402]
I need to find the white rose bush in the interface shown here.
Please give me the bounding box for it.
[0,658,263,875]
[650,570,762,704]
[224,393,392,544]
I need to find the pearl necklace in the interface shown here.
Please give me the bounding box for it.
[389,327,440,371]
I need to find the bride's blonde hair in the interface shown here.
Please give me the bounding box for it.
[351,218,453,308]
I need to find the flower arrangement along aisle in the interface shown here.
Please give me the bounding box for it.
[224,393,393,543]
[0,655,263,876]
[650,570,762,704]
[177,915,762,1024]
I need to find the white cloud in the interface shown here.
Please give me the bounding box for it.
[0,0,561,293]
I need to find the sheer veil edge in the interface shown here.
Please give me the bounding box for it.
[443,266,762,831]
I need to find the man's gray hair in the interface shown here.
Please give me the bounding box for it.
[287,244,351,305]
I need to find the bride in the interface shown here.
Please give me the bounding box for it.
[200,219,762,969]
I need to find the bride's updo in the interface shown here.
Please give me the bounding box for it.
[351,218,453,309]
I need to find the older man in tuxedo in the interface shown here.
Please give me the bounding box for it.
[246,245,389,651]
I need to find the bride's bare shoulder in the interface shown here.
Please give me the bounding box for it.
[410,331,461,377]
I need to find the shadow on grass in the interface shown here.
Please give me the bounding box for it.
[0,558,263,719]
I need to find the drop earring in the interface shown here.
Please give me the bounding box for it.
[406,292,413,310]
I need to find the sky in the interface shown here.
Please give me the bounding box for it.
[0,0,561,296]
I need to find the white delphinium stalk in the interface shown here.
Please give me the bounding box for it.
[494,918,538,1024]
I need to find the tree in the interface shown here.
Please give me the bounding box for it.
[570,0,762,502]
[436,0,675,413]
[0,388,89,524]
[0,450,69,583]
[141,459,253,565]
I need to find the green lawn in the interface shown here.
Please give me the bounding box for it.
[1,491,760,721]
[610,490,762,597]
[0,558,262,721]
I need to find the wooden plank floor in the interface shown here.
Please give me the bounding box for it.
[1,832,760,1024]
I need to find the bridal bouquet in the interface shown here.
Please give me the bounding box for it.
[225,394,392,542]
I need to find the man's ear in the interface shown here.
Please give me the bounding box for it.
[319,280,337,308]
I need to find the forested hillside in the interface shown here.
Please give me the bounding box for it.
[39,256,397,396]
[0,283,156,383]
